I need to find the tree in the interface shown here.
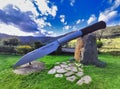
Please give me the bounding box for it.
[16,45,33,54]
[95,30,104,41]
[9,38,20,46]
[3,40,9,46]
[3,38,20,46]
[34,41,44,49]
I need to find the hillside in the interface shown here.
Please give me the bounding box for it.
[96,25,120,38]
[0,25,120,44]
[0,33,60,44]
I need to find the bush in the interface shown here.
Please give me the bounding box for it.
[97,40,103,48]
[34,41,44,49]
[0,46,16,54]
[3,38,20,46]
[16,45,33,54]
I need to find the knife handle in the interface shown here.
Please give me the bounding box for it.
[58,21,106,44]
[81,21,106,36]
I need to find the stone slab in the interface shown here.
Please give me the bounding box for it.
[48,68,56,74]
[56,68,67,73]
[76,72,84,77]
[13,61,45,75]
[77,75,92,85]
[55,74,63,78]
[66,75,77,82]
[64,71,74,77]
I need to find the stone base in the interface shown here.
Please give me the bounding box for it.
[13,61,45,75]
[48,61,92,85]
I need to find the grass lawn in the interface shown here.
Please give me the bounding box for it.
[0,54,120,89]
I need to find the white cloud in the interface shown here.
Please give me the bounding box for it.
[98,10,117,22]
[35,18,51,28]
[0,0,57,36]
[98,0,120,25]
[60,15,65,23]
[60,15,67,25]
[34,0,58,17]
[76,19,81,24]
[87,15,97,24]
[76,19,84,24]
[63,25,71,30]
[40,29,56,37]
[0,23,56,37]
[0,0,38,16]
[111,0,120,10]
[70,0,75,6]
[0,24,35,36]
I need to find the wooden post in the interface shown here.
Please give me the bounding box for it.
[74,37,84,62]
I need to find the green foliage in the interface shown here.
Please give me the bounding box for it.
[56,46,63,54]
[0,46,16,53]
[96,40,103,48]
[0,54,120,89]
[16,45,33,54]
[3,38,20,46]
[34,41,43,49]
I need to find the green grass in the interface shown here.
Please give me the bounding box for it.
[0,54,120,89]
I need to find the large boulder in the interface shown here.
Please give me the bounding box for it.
[81,33,106,67]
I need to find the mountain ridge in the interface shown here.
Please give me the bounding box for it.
[0,25,120,44]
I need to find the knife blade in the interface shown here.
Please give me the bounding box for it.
[14,21,106,68]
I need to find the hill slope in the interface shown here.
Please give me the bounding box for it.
[97,25,120,38]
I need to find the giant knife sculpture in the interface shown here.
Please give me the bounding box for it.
[14,21,106,68]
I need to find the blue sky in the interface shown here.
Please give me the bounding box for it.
[0,0,120,37]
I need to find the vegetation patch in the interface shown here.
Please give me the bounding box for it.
[0,54,120,89]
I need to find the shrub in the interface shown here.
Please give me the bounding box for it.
[3,38,20,46]
[34,41,44,49]
[16,45,33,54]
[97,40,103,48]
[0,46,16,54]
[55,46,62,54]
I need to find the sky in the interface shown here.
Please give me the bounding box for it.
[0,0,120,37]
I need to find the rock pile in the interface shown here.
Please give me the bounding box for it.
[48,61,92,86]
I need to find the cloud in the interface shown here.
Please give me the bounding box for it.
[0,23,37,36]
[32,0,58,17]
[87,15,97,24]
[111,0,120,10]
[76,19,81,24]
[0,0,38,16]
[98,0,119,24]
[70,0,75,6]
[35,18,51,28]
[0,4,39,32]
[0,23,56,37]
[63,25,71,30]
[0,0,58,17]
[76,19,84,24]
[60,15,65,23]
[40,29,57,37]
[0,4,55,37]
[60,15,67,25]
[98,10,117,22]
[0,0,57,37]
